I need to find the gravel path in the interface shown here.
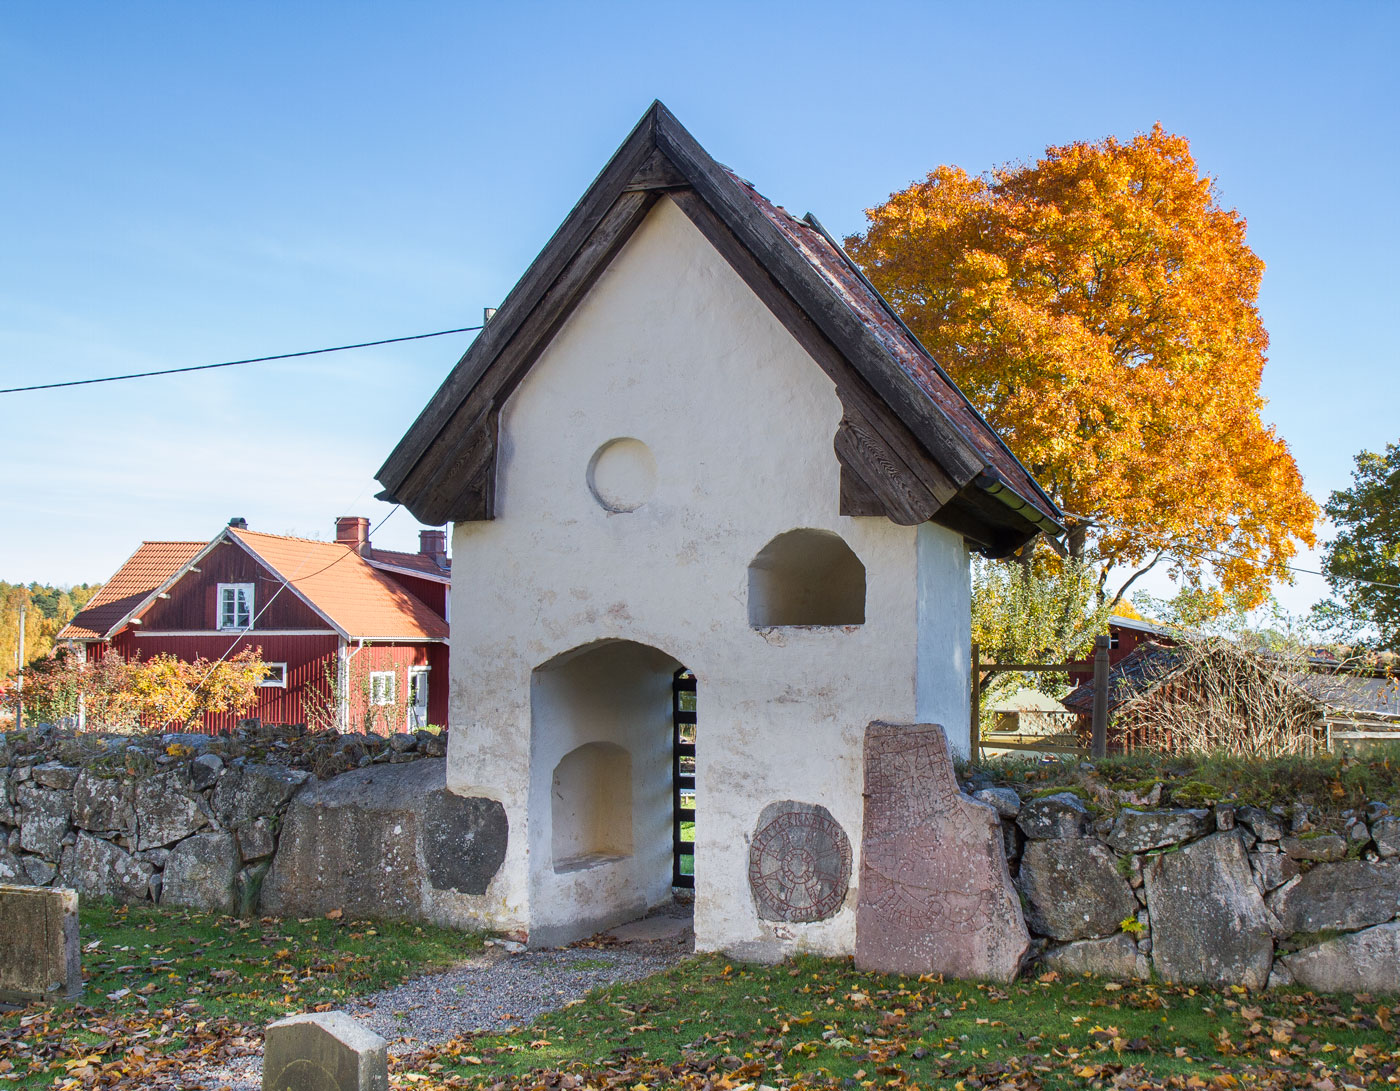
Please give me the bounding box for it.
[348,937,689,1050]
[187,912,693,1090]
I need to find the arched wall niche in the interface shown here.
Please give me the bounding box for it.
[748,529,866,627]
[551,741,633,871]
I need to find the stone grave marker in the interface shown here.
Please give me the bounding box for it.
[0,884,82,1002]
[854,723,1029,982]
[748,800,852,922]
[263,1010,388,1091]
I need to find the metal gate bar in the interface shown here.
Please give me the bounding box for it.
[672,668,696,888]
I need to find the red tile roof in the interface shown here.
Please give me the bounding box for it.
[731,174,1060,526]
[59,541,207,640]
[230,529,448,640]
[59,530,448,644]
[367,547,451,580]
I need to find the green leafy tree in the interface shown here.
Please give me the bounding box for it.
[0,580,103,676]
[1318,442,1400,648]
[972,556,1111,702]
[3,647,141,730]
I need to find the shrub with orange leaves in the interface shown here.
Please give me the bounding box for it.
[129,646,270,729]
[846,125,1316,610]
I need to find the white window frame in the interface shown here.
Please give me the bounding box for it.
[408,666,430,727]
[369,670,396,706]
[259,662,288,688]
[217,583,254,631]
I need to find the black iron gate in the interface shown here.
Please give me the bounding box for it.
[671,668,696,888]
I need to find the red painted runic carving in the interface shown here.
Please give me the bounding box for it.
[855,722,1029,982]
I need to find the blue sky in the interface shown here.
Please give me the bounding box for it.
[2,2,1396,618]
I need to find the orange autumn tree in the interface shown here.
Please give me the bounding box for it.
[845,125,1316,610]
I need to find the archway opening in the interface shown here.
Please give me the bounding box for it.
[530,639,690,945]
[748,529,866,627]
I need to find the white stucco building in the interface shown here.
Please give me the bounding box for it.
[377,103,1063,956]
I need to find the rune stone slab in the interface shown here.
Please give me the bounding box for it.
[854,722,1028,982]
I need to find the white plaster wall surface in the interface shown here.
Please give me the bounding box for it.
[917,522,973,758]
[447,197,970,956]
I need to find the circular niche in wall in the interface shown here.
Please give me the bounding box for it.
[587,438,657,513]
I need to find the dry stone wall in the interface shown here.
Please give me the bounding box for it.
[965,773,1400,993]
[0,722,443,915]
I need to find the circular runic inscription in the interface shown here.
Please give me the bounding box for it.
[748,801,852,923]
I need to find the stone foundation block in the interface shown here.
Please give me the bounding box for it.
[60,833,150,902]
[1018,838,1136,941]
[1106,808,1211,854]
[1374,816,1400,858]
[18,786,70,859]
[1016,793,1090,839]
[0,884,81,1001]
[1145,831,1273,988]
[163,832,239,913]
[1268,859,1400,934]
[1040,934,1147,980]
[262,1010,388,1091]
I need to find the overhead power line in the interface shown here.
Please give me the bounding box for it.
[1169,542,1400,594]
[0,325,484,394]
[1071,513,1400,594]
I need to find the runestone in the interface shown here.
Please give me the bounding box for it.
[854,722,1029,982]
[748,801,852,922]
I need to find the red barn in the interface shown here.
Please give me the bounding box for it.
[57,517,450,734]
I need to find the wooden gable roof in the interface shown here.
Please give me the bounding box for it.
[376,102,1064,557]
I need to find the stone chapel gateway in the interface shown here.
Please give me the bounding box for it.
[376,103,1063,967]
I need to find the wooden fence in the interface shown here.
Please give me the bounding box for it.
[971,635,1111,764]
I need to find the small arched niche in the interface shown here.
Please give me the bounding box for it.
[552,741,634,872]
[748,529,866,627]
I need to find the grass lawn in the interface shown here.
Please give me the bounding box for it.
[409,955,1398,1090]
[0,900,478,1088]
[2,906,1396,1090]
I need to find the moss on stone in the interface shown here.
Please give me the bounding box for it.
[1169,780,1227,806]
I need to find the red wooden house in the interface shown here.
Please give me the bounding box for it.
[1065,615,1176,688]
[57,517,450,733]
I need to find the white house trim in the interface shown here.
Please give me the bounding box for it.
[99,531,231,639]
[132,629,338,638]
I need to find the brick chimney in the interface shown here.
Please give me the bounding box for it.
[419,529,448,568]
[336,516,370,555]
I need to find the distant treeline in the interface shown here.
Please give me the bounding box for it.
[2,582,103,675]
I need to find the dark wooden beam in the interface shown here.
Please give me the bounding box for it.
[623,145,690,192]
[376,100,1049,554]
[669,188,958,525]
[833,417,941,526]
[399,409,496,526]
